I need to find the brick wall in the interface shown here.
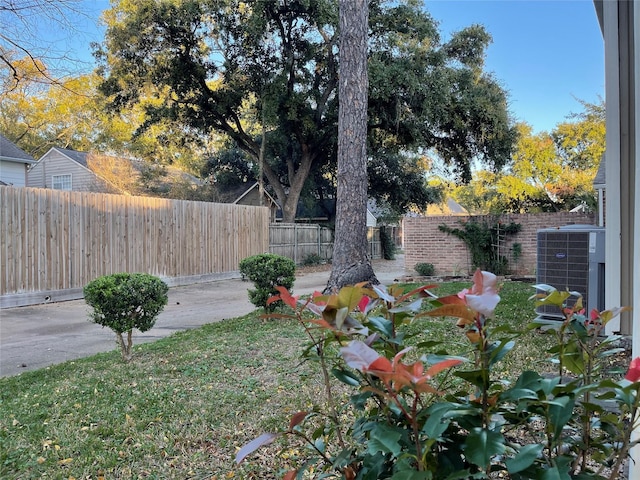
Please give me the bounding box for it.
[403,212,596,276]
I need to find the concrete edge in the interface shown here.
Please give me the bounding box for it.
[0,271,243,309]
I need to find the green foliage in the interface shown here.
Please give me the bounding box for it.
[98,0,516,221]
[301,253,324,266]
[83,273,168,361]
[511,242,523,273]
[238,274,638,479]
[239,254,295,312]
[414,262,435,276]
[439,219,521,274]
[450,100,604,214]
[379,226,397,260]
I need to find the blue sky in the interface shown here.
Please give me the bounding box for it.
[43,0,604,135]
[425,0,604,133]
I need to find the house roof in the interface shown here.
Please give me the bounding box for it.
[0,134,36,164]
[52,147,89,167]
[233,182,279,207]
[425,197,468,215]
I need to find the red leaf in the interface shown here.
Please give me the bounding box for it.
[271,286,298,308]
[235,432,279,464]
[625,357,640,382]
[423,304,475,322]
[425,358,463,378]
[288,411,309,431]
[357,296,370,313]
[435,294,466,305]
[283,470,298,480]
[368,356,393,373]
[397,285,438,302]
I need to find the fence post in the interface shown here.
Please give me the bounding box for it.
[294,223,298,265]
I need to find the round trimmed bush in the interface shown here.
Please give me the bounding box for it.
[239,253,296,311]
[84,273,168,361]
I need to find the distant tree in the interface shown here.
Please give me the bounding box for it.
[553,99,605,171]
[0,60,214,179]
[97,0,516,222]
[451,100,605,213]
[85,153,141,195]
[0,0,93,89]
[327,0,375,290]
[0,70,125,157]
[368,151,443,216]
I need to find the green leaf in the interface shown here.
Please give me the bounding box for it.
[464,428,505,468]
[455,369,489,389]
[488,340,515,366]
[314,437,325,453]
[389,298,423,314]
[350,391,373,410]
[560,341,585,375]
[332,367,361,386]
[389,471,431,480]
[422,402,455,438]
[538,465,571,480]
[424,354,469,365]
[505,443,543,473]
[534,289,572,308]
[546,396,575,439]
[499,388,539,403]
[367,423,403,457]
[337,286,365,312]
[367,315,394,338]
[334,307,349,330]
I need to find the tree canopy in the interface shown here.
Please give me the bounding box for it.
[0,0,98,88]
[449,99,605,214]
[97,0,516,222]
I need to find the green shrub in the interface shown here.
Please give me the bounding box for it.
[83,273,168,362]
[301,253,324,266]
[380,226,397,260]
[239,254,296,312]
[238,275,637,479]
[414,262,435,276]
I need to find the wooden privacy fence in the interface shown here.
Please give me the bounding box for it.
[0,186,270,307]
[269,223,381,264]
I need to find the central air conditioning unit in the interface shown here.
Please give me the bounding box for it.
[535,225,606,320]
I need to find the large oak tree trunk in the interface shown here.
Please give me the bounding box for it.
[262,148,314,224]
[326,0,378,292]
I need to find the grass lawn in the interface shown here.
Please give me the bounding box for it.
[0,280,591,479]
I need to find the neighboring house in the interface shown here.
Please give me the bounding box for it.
[425,197,468,216]
[277,197,377,226]
[232,182,279,222]
[0,134,36,187]
[27,147,116,193]
[28,146,209,197]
